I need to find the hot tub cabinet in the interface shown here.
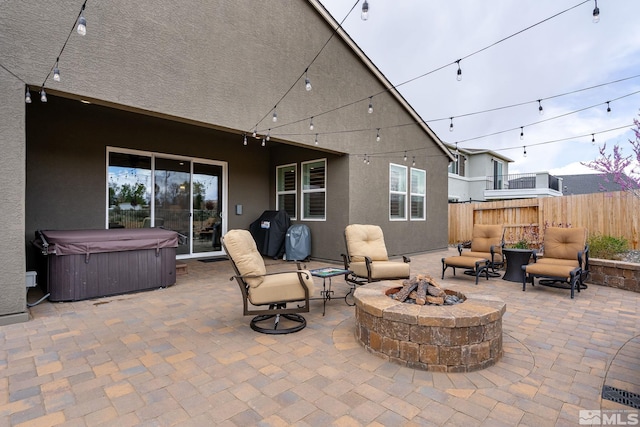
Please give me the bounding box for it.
[35,228,179,302]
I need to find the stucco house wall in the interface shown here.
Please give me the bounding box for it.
[1,0,451,324]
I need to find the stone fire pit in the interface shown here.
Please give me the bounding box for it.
[353,281,506,372]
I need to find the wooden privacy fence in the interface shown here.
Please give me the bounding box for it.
[448,191,640,249]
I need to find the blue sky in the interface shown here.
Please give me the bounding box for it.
[318,0,640,175]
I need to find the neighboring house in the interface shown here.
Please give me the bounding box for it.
[446,144,563,202]
[0,0,453,324]
[558,173,639,195]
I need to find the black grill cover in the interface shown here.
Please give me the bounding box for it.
[249,210,291,258]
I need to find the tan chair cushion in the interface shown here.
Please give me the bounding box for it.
[536,258,579,268]
[543,227,586,261]
[470,224,503,254]
[345,224,389,262]
[349,261,410,280]
[443,256,488,269]
[248,271,314,306]
[462,251,504,263]
[223,229,266,288]
[525,262,577,280]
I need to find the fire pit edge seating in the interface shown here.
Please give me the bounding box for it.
[341,224,410,286]
[222,229,314,334]
[522,227,589,299]
[441,224,504,284]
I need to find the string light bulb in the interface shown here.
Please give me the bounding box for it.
[412,156,416,167]
[243,134,247,146]
[53,58,60,82]
[456,60,462,81]
[606,101,611,115]
[537,99,544,115]
[520,126,524,140]
[252,128,257,138]
[592,0,600,23]
[361,0,369,20]
[309,117,314,131]
[261,137,266,147]
[363,154,368,164]
[315,133,319,145]
[368,97,373,114]
[77,4,87,36]
[592,134,596,145]
[272,107,278,122]
[266,130,271,141]
[523,146,527,158]
[40,88,47,103]
[449,117,454,132]
[376,128,380,142]
[403,151,407,162]
[304,70,312,91]
[454,143,459,156]
[25,88,32,104]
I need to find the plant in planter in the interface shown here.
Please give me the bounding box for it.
[508,224,540,249]
[587,234,629,260]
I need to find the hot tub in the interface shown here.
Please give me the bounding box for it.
[34,228,179,302]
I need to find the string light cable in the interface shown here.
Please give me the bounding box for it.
[41,0,88,87]
[450,89,640,145]
[268,88,640,147]
[252,0,599,136]
[247,0,360,138]
[264,68,640,139]
[349,123,634,162]
[489,123,633,154]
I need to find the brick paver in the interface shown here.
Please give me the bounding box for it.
[0,248,638,425]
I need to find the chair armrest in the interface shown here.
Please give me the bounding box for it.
[230,270,311,281]
[341,253,350,269]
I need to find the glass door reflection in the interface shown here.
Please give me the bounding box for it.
[193,163,223,254]
[154,158,191,255]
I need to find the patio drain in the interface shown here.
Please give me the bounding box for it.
[602,385,640,409]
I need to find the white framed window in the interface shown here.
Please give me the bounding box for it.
[389,163,407,220]
[448,154,465,176]
[301,159,326,220]
[276,163,297,220]
[410,167,426,220]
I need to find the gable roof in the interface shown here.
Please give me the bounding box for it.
[309,0,454,162]
[443,143,513,163]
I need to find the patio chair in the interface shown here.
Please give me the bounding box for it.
[441,224,504,282]
[522,227,589,298]
[221,229,314,334]
[341,224,410,286]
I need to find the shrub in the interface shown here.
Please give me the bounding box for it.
[587,234,629,260]
[512,239,530,249]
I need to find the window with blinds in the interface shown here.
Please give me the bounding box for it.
[302,159,326,220]
[410,168,426,220]
[389,163,407,220]
[276,164,297,219]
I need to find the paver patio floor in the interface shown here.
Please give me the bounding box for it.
[1,247,639,426]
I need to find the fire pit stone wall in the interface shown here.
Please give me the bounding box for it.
[353,281,506,372]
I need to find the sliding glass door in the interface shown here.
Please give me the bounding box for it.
[193,163,224,254]
[107,148,226,258]
[154,157,191,255]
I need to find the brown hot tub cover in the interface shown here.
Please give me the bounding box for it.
[37,228,178,256]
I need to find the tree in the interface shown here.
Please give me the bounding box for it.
[583,114,640,198]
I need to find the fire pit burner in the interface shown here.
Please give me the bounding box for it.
[354,281,506,372]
